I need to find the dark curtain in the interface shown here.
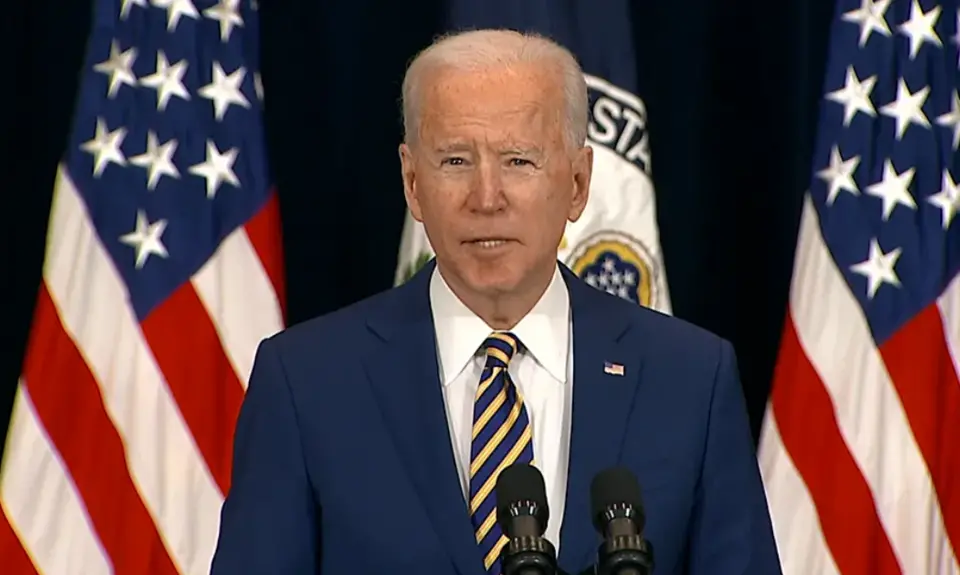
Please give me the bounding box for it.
[0,0,837,453]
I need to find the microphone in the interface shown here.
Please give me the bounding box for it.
[495,463,559,575]
[589,467,655,575]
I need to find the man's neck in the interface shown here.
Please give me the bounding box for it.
[438,264,555,330]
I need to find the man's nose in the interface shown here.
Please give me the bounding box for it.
[468,159,506,213]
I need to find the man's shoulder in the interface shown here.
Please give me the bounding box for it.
[260,281,416,360]
[577,287,738,423]
[582,282,730,358]
[634,302,727,357]
[572,282,734,389]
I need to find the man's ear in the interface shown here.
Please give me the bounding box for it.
[399,143,423,222]
[568,144,593,222]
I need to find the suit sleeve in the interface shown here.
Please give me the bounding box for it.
[687,340,782,575]
[209,337,320,574]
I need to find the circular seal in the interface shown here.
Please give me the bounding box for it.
[566,230,659,307]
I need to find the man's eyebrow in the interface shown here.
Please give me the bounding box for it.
[433,143,472,153]
[430,142,545,155]
[499,144,543,154]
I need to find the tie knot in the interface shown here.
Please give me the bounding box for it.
[482,332,520,368]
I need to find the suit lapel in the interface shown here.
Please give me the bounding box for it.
[557,266,645,570]
[362,261,485,575]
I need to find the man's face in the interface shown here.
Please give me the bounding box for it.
[399,62,592,302]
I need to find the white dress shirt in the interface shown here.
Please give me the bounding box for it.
[428,264,574,551]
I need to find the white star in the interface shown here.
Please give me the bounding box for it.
[842,0,892,47]
[826,66,877,126]
[188,139,240,198]
[879,78,930,140]
[203,0,244,42]
[129,131,180,190]
[817,146,861,205]
[898,0,941,59]
[120,0,147,19]
[928,169,960,229]
[93,40,138,99]
[119,210,169,270]
[198,62,251,121]
[936,90,960,150]
[850,238,902,299]
[150,0,199,31]
[79,117,127,177]
[866,159,917,220]
[254,71,264,102]
[139,51,191,112]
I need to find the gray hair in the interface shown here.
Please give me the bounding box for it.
[400,28,589,150]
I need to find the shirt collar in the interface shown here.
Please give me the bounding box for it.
[429,264,570,386]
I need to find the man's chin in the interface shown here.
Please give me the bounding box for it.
[438,254,547,296]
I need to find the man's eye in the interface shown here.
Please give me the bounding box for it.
[442,157,465,166]
[510,158,532,166]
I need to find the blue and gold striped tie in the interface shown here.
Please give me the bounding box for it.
[468,331,535,575]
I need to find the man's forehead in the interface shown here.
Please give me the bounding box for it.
[420,110,556,147]
[423,100,547,124]
[424,63,559,101]
[412,64,566,146]
[420,84,561,132]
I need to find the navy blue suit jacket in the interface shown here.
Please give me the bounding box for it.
[210,261,782,574]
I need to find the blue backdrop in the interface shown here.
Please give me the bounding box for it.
[0,0,837,450]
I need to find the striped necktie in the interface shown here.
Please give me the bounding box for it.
[468,331,535,575]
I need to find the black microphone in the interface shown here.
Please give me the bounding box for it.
[589,467,655,575]
[495,463,559,575]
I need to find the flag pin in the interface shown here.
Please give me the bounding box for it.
[603,361,624,376]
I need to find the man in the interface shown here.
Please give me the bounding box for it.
[210,29,782,575]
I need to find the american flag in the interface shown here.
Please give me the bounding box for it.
[603,361,625,376]
[0,0,285,573]
[757,0,960,574]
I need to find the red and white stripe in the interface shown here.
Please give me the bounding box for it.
[759,194,960,575]
[0,164,285,574]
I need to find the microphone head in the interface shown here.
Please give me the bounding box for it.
[495,463,550,538]
[589,466,645,534]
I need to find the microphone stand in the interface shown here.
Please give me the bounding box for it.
[594,536,654,575]
[500,534,558,575]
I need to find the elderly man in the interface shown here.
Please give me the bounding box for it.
[210,29,782,575]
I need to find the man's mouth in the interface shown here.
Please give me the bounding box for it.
[466,238,512,248]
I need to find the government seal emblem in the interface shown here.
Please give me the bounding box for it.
[567,230,661,307]
[557,73,670,313]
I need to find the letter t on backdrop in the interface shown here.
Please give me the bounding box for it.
[393,0,672,315]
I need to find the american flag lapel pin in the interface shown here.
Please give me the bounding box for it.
[603,361,625,376]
